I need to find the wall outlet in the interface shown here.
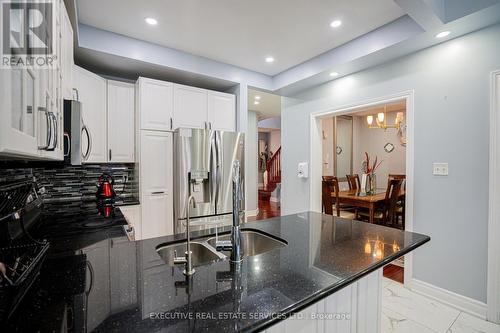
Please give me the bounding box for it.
[433,163,449,176]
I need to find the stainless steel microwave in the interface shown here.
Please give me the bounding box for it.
[63,100,91,165]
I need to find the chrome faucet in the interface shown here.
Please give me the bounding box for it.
[174,195,197,276]
[216,160,243,263]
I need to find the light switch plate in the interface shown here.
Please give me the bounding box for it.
[298,162,309,178]
[433,163,449,176]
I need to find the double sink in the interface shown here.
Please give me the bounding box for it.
[156,229,287,267]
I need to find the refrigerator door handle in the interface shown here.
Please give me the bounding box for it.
[210,131,217,208]
[215,131,223,212]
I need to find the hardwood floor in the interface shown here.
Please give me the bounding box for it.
[248,199,280,221]
[383,264,404,284]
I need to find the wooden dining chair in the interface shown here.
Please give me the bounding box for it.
[384,179,404,227]
[388,174,406,228]
[322,176,335,181]
[322,178,355,219]
[346,174,361,190]
[357,179,403,227]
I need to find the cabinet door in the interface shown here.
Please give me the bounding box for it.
[173,84,208,129]
[142,194,173,239]
[109,236,137,313]
[207,91,236,131]
[83,239,111,332]
[140,131,173,238]
[138,78,173,131]
[0,68,40,158]
[107,80,135,162]
[61,4,73,100]
[73,65,107,163]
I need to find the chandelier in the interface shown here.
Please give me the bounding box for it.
[366,105,404,130]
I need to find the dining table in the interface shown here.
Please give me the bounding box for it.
[333,188,405,223]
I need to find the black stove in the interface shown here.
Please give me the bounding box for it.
[0,179,49,321]
[35,202,128,254]
[1,179,130,328]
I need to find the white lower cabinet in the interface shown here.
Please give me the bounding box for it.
[83,237,138,331]
[139,131,174,239]
[83,240,111,332]
[109,236,137,313]
[265,269,382,333]
[119,205,142,240]
[142,193,172,238]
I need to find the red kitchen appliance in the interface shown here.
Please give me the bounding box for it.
[96,174,116,200]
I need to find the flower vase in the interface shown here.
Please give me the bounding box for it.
[366,173,377,194]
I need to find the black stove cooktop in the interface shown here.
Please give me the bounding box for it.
[35,202,129,253]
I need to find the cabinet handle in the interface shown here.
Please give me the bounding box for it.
[38,107,50,150]
[209,122,212,130]
[151,191,165,195]
[72,88,79,101]
[109,149,112,161]
[63,133,70,157]
[82,124,92,160]
[47,112,57,151]
[170,117,173,130]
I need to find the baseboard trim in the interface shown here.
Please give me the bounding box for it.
[246,209,259,217]
[409,278,487,320]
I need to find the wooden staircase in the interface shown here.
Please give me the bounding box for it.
[258,147,281,201]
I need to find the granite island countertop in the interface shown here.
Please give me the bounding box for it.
[6,212,430,332]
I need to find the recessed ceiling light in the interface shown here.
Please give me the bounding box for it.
[435,31,450,38]
[145,17,158,25]
[254,101,260,105]
[255,95,261,100]
[265,57,275,63]
[330,20,342,28]
[330,72,339,77]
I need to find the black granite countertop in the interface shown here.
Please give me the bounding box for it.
[6,212,429,332]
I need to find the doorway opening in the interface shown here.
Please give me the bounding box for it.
[247,89,282,221]
[310,92,414,285]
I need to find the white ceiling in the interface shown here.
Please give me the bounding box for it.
[76,0,404,76]
[248,89,281,119]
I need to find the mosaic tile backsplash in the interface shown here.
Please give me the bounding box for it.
[0,163,138,214]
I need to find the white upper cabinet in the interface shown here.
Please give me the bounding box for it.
[173,84,208,129]
[208,91,236,131]
[0,69,40,158]
[137,77,173,131]
[0,0,71,161]
[107,80,135,163]
[73,65,107,163]
[136,78,236,132]
[61,3,74,101]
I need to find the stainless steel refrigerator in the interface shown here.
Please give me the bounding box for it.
[173,128,245,234]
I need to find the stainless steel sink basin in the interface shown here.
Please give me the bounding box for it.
[157,229,287,267]
[156,242,223,267]
[207,230,287,257]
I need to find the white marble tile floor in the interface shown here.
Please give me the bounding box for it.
[381,278,500,333]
